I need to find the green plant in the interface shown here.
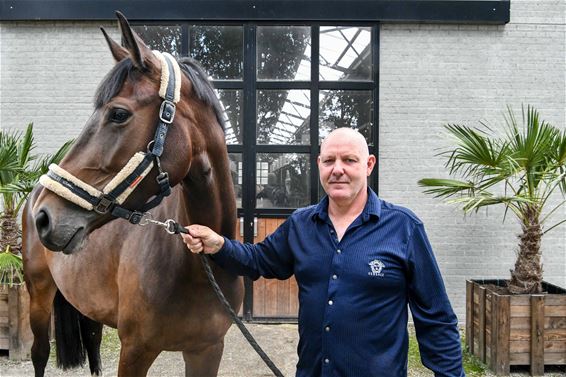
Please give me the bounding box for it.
[418,106,566,294]
[0,123,72,256]
[0,246,23,286]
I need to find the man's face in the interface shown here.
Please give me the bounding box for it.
[318,130,375,205]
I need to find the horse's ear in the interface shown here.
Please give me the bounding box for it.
[115,11,153,70]
[101,27,128,62]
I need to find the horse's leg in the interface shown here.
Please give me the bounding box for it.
[27,280,57,377]
[116,342,160,377]
[182,341,225,377]
[79,314,103,376]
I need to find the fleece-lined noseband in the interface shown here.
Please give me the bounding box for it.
[39,51,181,225]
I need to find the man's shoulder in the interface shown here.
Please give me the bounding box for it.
[290,204,318,220]
[379,198,423,226]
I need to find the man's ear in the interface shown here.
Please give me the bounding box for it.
[367,155,376,176]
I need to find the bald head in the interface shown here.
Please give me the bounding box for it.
[320,128,369,158]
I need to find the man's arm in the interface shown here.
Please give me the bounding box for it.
[407,222,465,377]
[182,220,294,280]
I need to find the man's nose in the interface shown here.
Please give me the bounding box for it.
[331,161,344,175]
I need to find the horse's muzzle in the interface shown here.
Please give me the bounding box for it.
[35,207,86,254]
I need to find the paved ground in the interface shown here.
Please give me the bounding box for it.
[1,323,565,376]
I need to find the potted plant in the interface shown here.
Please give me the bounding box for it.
[418,106,566,376]
[0,123,71,360]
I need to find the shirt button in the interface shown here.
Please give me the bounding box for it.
[332,274,337,280]
[336,249,341,254]
[325,326,331,332]
[324,358,330,364]
[328,300,334,305]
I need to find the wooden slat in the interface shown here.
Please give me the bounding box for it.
[490,293,497,370]
[546,317,566,329]
[495,294,510,375]
[530,295,544,376]
[466,280,473,353]
[510,328,566,341]
[0,337,9,349]
[478,286,486,362]
[512,316,566,330]
[510,352,566,365]
[546,296,566,306]
[511,340,566,353]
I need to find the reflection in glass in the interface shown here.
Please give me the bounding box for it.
[132,25,182,56]
[257,26,311,81]
[257,90,310,145]
[319,90,373,144]
[256,153,310,208]
[228,153,243,208]
[217,90,243,144]
[190,25,243,80]
[319,26,371,81]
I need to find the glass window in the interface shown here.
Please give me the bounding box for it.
[132,25,183,56]
[319,90,373,145]
[257,90,310,145]
[228,153,243,208]
[257,26,311,81]
[319,26,371,81]
[216,89,243,144]
[256,153,310,208]
[190,25,244,80]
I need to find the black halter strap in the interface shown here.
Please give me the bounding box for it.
[42,52,178,225]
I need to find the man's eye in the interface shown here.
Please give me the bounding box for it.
[109,108,131,123]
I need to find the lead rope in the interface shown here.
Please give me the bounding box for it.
[140,216,285,377]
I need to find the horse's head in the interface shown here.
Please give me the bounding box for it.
[33,12,227,254]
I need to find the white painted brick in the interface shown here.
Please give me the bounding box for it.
[1,3,565,321]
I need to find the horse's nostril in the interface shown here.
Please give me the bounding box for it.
[35,209,51,237]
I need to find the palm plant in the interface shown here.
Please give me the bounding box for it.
[419,106,566,294]
[0,123,72,257]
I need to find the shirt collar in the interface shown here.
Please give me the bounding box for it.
[312,188,382,223]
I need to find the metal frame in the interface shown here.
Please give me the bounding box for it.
[0,1,510,24]
[132,21,380,320]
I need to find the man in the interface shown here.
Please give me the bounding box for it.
[182,127,464,376]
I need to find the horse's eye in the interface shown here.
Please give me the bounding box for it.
[109,108,131,124]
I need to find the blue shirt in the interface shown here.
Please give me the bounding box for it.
[213,189,464,377]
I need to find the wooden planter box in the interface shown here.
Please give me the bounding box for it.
[466,279,566,376]
[0,284,32,360]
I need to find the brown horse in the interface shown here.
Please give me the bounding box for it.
[22,12,243,377]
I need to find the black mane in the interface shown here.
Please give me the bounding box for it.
[94,56,225,131]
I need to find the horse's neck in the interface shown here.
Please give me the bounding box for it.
[180,149,236,237]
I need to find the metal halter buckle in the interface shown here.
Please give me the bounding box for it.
[159,100,176,124]
[94,196,115,214]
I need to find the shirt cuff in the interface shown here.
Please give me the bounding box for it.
[210,236,234,265]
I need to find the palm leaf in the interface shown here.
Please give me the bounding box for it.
[17,123,35,169]
[0,247,23,286]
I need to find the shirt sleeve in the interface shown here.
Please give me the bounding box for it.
[407,222,465,377]
[210,218,294,280]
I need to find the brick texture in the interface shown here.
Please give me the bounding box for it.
[1,2,565,321]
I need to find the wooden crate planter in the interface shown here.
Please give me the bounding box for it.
[466,279,566,376]
[0,284,32,360]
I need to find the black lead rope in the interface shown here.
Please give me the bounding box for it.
[170,223,286,377]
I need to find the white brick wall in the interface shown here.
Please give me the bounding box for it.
[379,0,566,319]
[0,1,564,321]
[0,21,118,153]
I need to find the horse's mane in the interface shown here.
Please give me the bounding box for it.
[94,56,225,131]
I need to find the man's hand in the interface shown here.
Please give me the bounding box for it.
[181,224,225,254]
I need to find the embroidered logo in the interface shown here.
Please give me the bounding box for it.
[368,259,385,277]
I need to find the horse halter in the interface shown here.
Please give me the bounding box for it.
[39,51,181,225]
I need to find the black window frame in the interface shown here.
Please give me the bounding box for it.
[134,21,380,218]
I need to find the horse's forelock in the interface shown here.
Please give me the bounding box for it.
[94,59,135,109]
[178,57,225,132]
